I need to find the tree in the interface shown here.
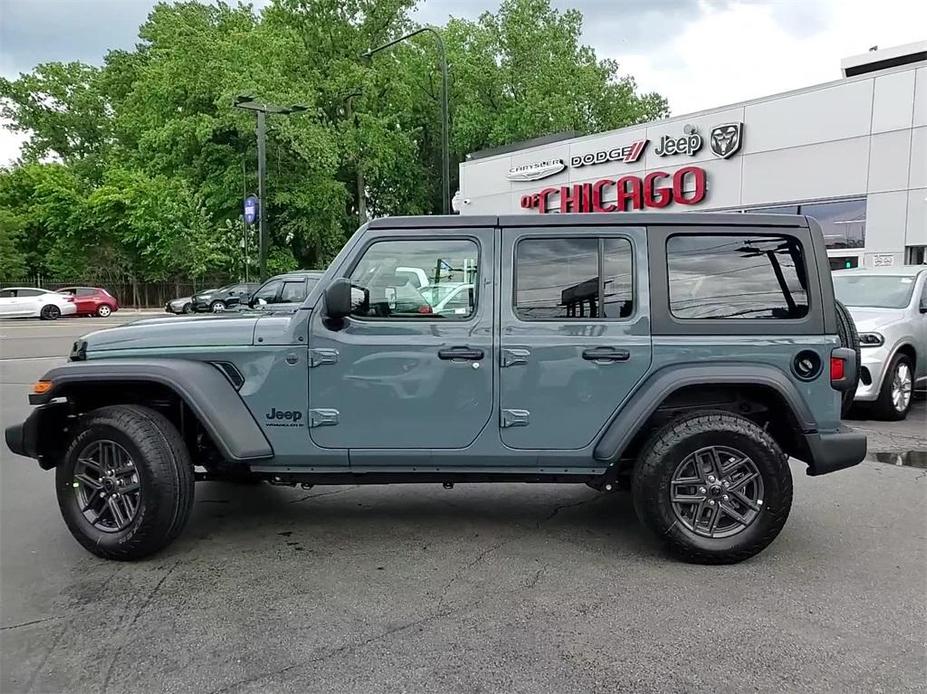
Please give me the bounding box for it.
[0,0,669,284]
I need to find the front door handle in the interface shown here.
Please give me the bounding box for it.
[438,346,484,361]
[582,347,630,362]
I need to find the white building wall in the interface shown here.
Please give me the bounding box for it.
[459,61,927,267]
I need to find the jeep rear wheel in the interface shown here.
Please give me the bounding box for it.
[56,405,194,560]
[632,412,792,564]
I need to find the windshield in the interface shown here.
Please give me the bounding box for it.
[833,275,916,309]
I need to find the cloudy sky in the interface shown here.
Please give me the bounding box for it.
[1,0,925,164]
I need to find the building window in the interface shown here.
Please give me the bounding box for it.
[667,234,809,320]
[799,198,866,249]
[829,256,859,271]
[906,246,926,265]
[747,198,867,250]
[749,205,799,215]
[514,237,633,320]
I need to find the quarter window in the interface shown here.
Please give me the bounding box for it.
[514,237,633,320]
[667,234,809,319]
[349,239,479,319]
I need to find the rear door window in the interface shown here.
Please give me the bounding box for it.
[667,234,808,319]
[514,237,633,320]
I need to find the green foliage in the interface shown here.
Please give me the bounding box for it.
[0,0,668,282]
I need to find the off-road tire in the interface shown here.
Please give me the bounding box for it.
[56,405,195,560]
[872,352,914,421]
[96,304,113,318]
[632,411,793,564]
[40,304,61,320]
[835,300,860,417]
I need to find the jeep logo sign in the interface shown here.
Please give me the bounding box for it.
[654,126,703,157]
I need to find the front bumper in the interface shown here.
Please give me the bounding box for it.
[855,346,889,402]
[802,426,867,476]
[5,403,70,469]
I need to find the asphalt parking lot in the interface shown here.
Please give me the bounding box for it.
[1,315,925,693]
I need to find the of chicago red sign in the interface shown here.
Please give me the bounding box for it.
[520,166,707,213]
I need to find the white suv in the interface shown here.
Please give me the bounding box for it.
[833,266,927,420]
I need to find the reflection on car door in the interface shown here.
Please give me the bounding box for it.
[498,228,652,451]
[308,229,493,459]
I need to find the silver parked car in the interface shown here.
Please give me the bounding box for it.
[833,266,927,420]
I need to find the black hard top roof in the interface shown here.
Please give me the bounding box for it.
[367,212,810,229]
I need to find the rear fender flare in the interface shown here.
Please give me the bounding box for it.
[592,363,816,462]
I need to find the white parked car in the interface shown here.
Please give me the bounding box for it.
[833,266,927,420]
[0,287,78,320]
[419,282,475,316]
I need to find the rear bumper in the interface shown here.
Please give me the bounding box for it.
[802,426,867,476]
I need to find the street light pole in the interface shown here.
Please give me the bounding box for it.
[255,110,267,282]
[234,96,308,281]
[363,27,450,215]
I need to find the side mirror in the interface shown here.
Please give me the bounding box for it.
[919,296,927,314]
[324,278,353,319]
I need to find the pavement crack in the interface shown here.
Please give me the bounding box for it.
[437,539,509,609]
[537,495,600,527]
[288,486,358,504]
[208,611,453,694]
[102,560,181,694]
[0,616,60,631]
[24,621,67,693]
[526,566,545,589]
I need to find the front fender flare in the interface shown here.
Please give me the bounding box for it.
[29,359,273,462]
[592,363,816,462]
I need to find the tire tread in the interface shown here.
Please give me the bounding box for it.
[632,411,793,565]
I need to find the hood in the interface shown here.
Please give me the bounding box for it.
[846,306,905,334]
[81,314,260,353]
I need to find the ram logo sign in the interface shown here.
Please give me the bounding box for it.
[505,159,566,182]
[710,122,744,159]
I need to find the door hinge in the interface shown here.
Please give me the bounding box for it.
[309,348,339,368]
[309,408,340,427]
[501,348,530,368]
[501,409,530,427]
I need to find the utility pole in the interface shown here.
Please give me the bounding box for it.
[234,95,308,280]
[363,27,451,215]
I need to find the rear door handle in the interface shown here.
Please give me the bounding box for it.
[582,347,630,362]
[438,346,484,361]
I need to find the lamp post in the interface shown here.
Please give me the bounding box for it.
[362,27,450,215]
[233,95,308,281]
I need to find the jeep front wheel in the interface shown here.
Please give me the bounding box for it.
[56,405,195,560]
[632,412,792,564]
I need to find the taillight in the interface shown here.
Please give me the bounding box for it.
[830,356,845,382]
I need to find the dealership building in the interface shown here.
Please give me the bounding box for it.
[456,42,927,270]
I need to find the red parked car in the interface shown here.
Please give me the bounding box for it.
[56,287,119,317]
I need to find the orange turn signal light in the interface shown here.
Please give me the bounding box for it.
[32,380,53,395]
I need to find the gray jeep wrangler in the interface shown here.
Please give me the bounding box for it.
[5,213,866,564]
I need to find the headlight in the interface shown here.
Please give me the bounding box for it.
[859,332,884,347]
